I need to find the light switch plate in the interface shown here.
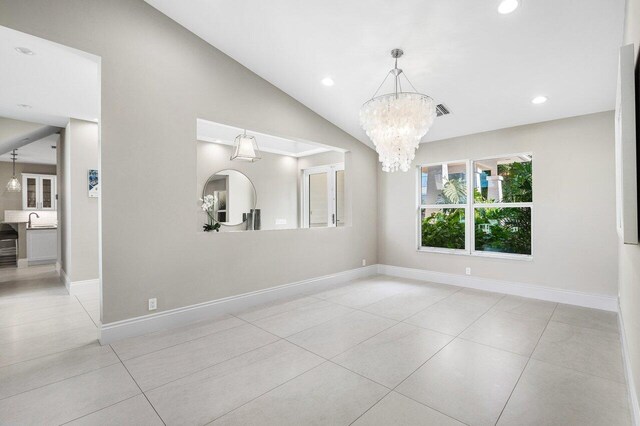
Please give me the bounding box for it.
[148,298,157,311]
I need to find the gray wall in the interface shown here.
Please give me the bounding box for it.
[57,127,66,274]
[379,112,618,297]
[620,0,640,412]
[66,119,99,282]
[0,0,378,323]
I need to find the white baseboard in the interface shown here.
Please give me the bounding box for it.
[17,259,28,269]
[99,265,378,345]
[378,264,618,312]
[68,279,99,296]
[60,267,70,292]
[60,266,99,296]
[619,306,640,426]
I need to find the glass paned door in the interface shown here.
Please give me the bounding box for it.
[335,170,345,226]
[41,177,53,209]
[26,177,37,209]
[308,172,329,227]
[302,164,345,228]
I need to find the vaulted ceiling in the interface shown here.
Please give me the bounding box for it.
[146,0,625,147]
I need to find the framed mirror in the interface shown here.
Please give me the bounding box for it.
[202,169,256,226]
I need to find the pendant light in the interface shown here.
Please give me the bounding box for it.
[230,130,261,162]
[6,150,21,192]
[360,49,437,172]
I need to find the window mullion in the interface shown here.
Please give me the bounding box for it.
[468,159,474,254]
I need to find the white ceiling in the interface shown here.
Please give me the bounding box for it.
[197,118,340,157]
[0,25,100,127]
[146,0,625,146]
[0,134,58,165]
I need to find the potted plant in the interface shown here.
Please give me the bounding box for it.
[200,194,221,232]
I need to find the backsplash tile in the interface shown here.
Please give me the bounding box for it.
[4,210,57,225]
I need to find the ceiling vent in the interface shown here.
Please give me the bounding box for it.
[436,103,451,117]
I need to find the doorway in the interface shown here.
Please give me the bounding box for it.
[302,163,345,228]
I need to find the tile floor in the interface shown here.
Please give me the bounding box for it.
[0,271,632,425]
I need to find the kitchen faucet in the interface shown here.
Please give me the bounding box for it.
[28,212,40,228]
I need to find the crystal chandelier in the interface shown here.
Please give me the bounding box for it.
[6,149,21,192]
[360,49,436,172]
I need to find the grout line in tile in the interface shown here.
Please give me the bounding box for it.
[0,346,121,402]
[234,297,320,322]
[390,391,472,426]
[454,336,533,358]
[524,357,629,386]
[0,336,101,370]
[203,359,334,425]
[493,302,558,425]
[58,393,147,426]
[0,319,97,346]
[0,306,90,329]
[75,295,99,329]
[235,314,399,390]
[111,347,167,426]
[388,292,507,425]
[546,317,620,335]
[113,319,249,362]
[297,284,464,326]
[136,335,283,394]
[0,365,125,411]
[347,388,393,425]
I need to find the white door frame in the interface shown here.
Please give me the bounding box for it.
[302,163,345,228]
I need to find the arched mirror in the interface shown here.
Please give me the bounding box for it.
[202,169,256,226]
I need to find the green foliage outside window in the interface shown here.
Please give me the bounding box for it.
[421,177,467,249]
[498,161,532,202]
[421,160,532,255]
[421,208,466,249]
[474,207,531,254]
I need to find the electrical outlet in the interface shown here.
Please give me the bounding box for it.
[465,267,471,275]
[148,298,157,311]
[362,259,367,266]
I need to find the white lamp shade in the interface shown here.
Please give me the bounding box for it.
[231,133,261,162]
[237,137,256,157]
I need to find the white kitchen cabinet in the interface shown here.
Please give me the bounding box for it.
[22,174,56,210]
[26,228,57,263]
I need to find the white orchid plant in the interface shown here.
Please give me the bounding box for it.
[200,194,221,232]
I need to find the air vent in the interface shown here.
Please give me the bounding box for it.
[436,103,451,117]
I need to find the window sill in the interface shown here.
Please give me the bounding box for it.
[417,247,533,261]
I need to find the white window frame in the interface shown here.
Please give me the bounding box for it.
[417,154,533,260]
[416,159,470,256]
[302,163,345,228]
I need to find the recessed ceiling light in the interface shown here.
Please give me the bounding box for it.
[531,96,548,104]
[17,104,32,108]
[15,47,34,55]
[321,77,335,87]
[498,0,519,14]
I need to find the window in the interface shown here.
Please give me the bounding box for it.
[418,154,532,258]
[419,161,468,251]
